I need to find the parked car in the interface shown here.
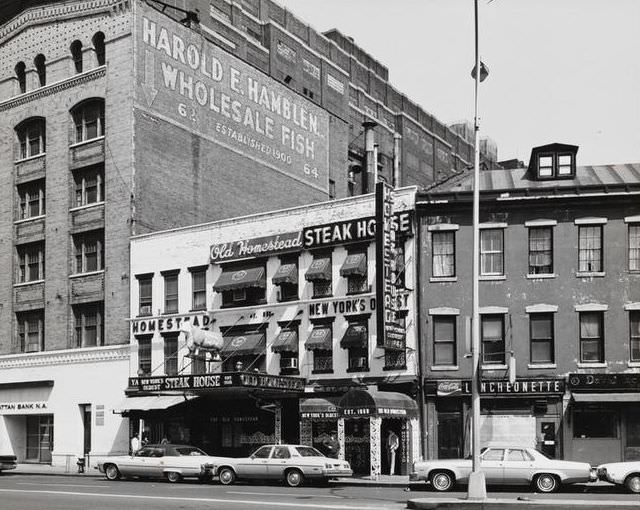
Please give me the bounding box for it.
[97,444,219,483]
[215,444,352,487]
[597,460,640,493]
[0,454,17,472]
[410,446,594,493]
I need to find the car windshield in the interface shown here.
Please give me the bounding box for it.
[295,446,324,457]
[174,447,206,456]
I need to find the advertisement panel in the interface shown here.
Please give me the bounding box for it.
[136,4,330,191]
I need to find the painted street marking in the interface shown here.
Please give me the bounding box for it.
[17,483,108,488]
[226,490,343,499]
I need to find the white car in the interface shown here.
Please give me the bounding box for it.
[410,446,594,493]
[215,444,352,487]
[597,461,640,493]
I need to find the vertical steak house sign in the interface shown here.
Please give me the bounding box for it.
[137,3,329,191]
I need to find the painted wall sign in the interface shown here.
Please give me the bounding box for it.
[307,296,376,318]
[137,5,329,191]
[210,231,302,263]
[128,371,305,393]
[568,373,640,391]
[0,401,48,414]
[430,379,565,397]
[131,313,211,335]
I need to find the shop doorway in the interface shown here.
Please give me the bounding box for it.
[438,412,463,459]
[345,419,369,475]
[26,415,53,463]
[81,404,92,455]
[381,418,403,475]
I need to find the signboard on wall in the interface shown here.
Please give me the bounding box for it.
[136,4,330,191]
[568,373,640,391]
[210,232,302,263]
[428,379,565,397]
[131,313,211,335]
[128,372,305,393]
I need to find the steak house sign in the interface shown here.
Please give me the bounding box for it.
[129,372,305,393]
[138,4,329,191]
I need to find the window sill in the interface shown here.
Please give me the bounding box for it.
[14,215,46,225]
[311,369,334,374]
[69,270,105,279]
[279,368,300,376]
[69,201,105,212]
[14,153,46,164]
[312,295,334,300]
[431,365,459,371]
[13,279,45,287]
[189,307,207,313]
[479,275,506,281]
[278,296,300,303]
[383,365,407,371]
[161,311,179,315]
[430,277,457,283]
[576,362,607,368]
[526,273,556,279]
[481,364,508,370]
[69,135,105,149]
[346,367,369,373]
[346,290,370,296]
[576,272,605,278]
[627,361,640,368]
[527,363,557,369]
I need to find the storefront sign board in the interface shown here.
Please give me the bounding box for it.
[0,401,49,414]
[128,372,305,393]
[131,313,211,335]
[210,231,302,263]
[568,373,640,391]
[430,378,565,397]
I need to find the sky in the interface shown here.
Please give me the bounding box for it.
[276,0,640,166]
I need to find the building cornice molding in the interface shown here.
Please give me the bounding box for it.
[0,344,129,369]
[0,67,106,112]
[0,0,130,44]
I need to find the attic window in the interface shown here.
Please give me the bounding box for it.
[536,153,574,179]
[538,155,553,177]
[557,154,573,175]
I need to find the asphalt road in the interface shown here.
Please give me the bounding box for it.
[0,474,637,510]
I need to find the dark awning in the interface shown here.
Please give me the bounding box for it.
[213,267,266,292]
[272,263,298,285]
[573,393,640,402]
[305,326,333,350]
[340,323,367,348]
[221,332,266,355]
[300,397,340,419]
[339,388,418,418]
[113,395,191,414]
[271,328,299,353]
[305,257,332,281]
[340,253,367,277]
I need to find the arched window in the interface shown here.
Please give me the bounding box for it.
[16,118,46,159]
[71,40,83,73]
[34,54,46,86]
[71,99,105,143]
[92,32,105,66]
[15,62,26,93]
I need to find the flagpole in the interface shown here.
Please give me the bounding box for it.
[467,0,487,499]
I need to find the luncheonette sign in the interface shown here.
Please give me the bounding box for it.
[137,4,329,191]
[128,372,305,393]
[430,379,565,397]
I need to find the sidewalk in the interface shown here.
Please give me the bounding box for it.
[407,497,639,510]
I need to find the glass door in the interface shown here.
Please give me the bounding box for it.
[25,415,54,463]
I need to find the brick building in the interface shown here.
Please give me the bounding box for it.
[417,143,640,465]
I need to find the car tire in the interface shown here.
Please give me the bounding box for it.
[218,467,236,485]
[429,471,454,492]
[285,469,304,488]
[625,474,640,494]
[104,464,121,481]
[534,473,559,493]
[166,472,181,483]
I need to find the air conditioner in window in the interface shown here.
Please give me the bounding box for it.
[140,305,152,315]
[281,357,298,369]
[232,288,246,301]
[353,357,368,369]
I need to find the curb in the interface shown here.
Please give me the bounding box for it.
[407,498,639,510]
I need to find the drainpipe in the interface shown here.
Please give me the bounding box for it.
[393,133,401,188]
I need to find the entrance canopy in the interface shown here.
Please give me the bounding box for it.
[114,395,190,414]
[299,397,340,419]
[339,388,418,418]
[572,392,640,402]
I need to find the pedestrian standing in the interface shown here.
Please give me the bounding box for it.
[130,432,140,455]
[386,430,399,475]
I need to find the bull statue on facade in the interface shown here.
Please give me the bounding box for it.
[179,321,224,360]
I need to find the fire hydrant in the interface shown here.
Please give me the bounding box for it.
[77,457,85,473]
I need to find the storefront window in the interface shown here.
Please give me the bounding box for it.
[573,409,618,438]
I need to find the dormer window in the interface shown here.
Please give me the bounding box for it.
[557,154,573,175]
[536,152,575,179]
[538,155,553,177]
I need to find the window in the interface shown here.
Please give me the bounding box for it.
[17,179,45,219]
[537,155,553,177]
[395,242,406,288]
[481,315,505,364]
[74,165,104,207]
[71,40,83,73]
[557,154,573,175]
[530,313,554,364]
[17,242,45,283]
[528,227,553,274]
[578,225,603,272]
[307,254,332,298]
[272,446,291,459]
[72,99,105,143]
[480,229,504,276]
[138,275,153,316]
[217,263,266,307]
[384,349,406,370]
[74,303,103,347]
[73,230,104,273]
[313,349,333,372]
[164,333,178,375]
[329,179,335,199]
[138,337,152,375]
[15,62,26,93]
[16,310,44,353]
[252,446,273,459]
[163,271,179,314]
[573,409,617,438]
[537,153,574,178]
[345,252,368,295]
[507,449,532,462]
[344,322,368,371]
[93,32,106,66]
[629,224,640,271]
[433,316,456,365]
[579,311,604,363]
[190,267,207,310]
[630,312,640,362]
[482,448,505,461]
[432,231,455,277]
[16,118,45,159]
[273,256,298,302]
[34,54,46,86]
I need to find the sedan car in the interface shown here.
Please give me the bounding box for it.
[597,460,640,493]
[97,444,219,483]
[215,444,352,487]
[410,446,594,493]
[0,454,17,472]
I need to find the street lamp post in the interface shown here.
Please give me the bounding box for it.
[467,0,487,500]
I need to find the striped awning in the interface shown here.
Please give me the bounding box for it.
[339,253,367,277]
[340,323,367,348]
[271,328,299,353]
[305,326,333,350]
[213,267,266,292]
[272,263,298,285]
[221,332,266,355]
[305,257,332,281]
